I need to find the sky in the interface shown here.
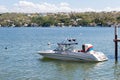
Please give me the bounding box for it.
[0,0,120,13]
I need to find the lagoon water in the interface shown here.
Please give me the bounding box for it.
[0,27,120,80]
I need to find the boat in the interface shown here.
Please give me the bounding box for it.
[38,39,108,62]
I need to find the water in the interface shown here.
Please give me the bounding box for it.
[0,27,120,80]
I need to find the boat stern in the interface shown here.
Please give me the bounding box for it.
[93,52,108,61]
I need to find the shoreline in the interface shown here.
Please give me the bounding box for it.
[0,25,115,28]
[0,12,120,27]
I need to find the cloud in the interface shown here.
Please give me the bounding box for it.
[78,8,96,12]
[38,2,58,12]
[12,1,73,13]
[12,1,98,13]
[0,1,120,13]
[60,2,70,7]
[13,1,39,13]
[0,5,8,13]
[103,7,120,12]
[14,0,36,8]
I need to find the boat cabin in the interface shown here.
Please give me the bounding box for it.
[54,38,93,53]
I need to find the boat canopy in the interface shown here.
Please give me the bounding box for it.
[55,38,78,51]
[58,38,78,45]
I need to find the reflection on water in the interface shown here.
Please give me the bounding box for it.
[114,63,120,80]
[40,58,105,80]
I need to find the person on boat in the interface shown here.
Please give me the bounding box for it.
[78,45,85,52]
[78,44,93,53]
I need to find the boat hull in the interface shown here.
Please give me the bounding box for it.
[38,50,108,62]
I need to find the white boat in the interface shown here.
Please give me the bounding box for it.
[38,39,108,62]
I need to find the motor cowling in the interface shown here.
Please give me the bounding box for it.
[82,44,93,52]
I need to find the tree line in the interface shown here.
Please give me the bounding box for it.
[0,11,120,27]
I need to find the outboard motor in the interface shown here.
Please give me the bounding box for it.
[82,44,93,52]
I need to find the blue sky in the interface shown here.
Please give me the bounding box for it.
[0,0,120,13]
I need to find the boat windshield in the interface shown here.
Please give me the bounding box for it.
[54,39,78,51]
